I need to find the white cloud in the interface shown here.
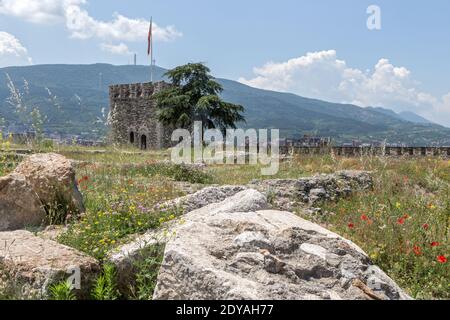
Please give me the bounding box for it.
[0,0,182,42]
[0,31,32,67]
[239,50,450,127]
[0,0,84,24]
[65,5,182,42]
[100,42,131,56]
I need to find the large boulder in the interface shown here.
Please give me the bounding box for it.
[153,189,410,300]
[0,173,47,231]
[0,230,100,299]
[108,189,265,294]
[14,153,84,215]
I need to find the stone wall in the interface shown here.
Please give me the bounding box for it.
[109,81,173,149]
[280,146,450,157]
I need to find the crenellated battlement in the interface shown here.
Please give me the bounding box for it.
[109,81,169,99]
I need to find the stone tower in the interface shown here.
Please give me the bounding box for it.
[109,81,172,149]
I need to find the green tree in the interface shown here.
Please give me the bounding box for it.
[155,63,245,132]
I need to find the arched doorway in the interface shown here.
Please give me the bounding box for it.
[141,135,147,150]
[129,132,135,144]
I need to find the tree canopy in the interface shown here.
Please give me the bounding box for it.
[154,63,245,132]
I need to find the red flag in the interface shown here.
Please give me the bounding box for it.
[147,18,152,56]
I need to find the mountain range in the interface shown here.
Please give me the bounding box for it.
[0,63,449,146]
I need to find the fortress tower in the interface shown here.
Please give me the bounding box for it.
[109,81,173,149]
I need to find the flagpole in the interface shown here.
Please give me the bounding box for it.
[150,17,153,83]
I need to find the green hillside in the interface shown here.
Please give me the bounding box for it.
[1,64,449,145]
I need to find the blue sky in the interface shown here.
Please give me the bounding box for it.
[1,0,450,126]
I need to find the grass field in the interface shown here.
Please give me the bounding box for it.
[1,139,448,299]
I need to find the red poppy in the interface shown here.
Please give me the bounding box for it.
[397,217,406,225]
[403,214,410,219]
[431,242,441,247]
[437,255,447,263]
[423,224,429,230]
[83,176,89,181]
[361,214,369,221]
[413,245,422,256]
[348,223,355,229]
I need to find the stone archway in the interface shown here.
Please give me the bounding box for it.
[129,131,135,144]
[141,135,147,150]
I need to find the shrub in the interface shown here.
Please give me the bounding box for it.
[129,244,165,300]
[49,281,76,300]
[91,264,120,300]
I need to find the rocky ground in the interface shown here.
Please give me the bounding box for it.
[0,152,414,300]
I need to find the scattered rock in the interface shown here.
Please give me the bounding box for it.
[14,153,85,215]
[153,189,410,300]
[160,160,207,170]
[0,173,46,231]
[157,185,248,214]
[173,181,205,195]
[0,230,100,299]
[249,170,372,211]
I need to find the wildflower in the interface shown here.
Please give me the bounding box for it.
[397,217,406,225]
[437,255,447,263]
[360,214,369,221]
[348,223,355,229]
[423,224,429,230]
[428,203,436,210]
[413,245,422,256]
[395,202,401,209]
[430,242,440,247]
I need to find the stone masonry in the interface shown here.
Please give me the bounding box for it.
[109,81,173,149]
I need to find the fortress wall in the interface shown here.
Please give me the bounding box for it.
[280,146,450,157]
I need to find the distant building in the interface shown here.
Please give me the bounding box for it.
[280,135,331,147]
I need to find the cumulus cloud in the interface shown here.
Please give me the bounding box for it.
[0,0,84,24]
[0,0,182,42]
[100,42,131,56]
[65,5,182,42]
[239,50,450,127]
[0,31,32,67]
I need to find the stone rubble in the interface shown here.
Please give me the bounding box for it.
[248,170,373,211]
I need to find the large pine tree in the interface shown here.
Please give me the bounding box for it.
[154,63,245,132]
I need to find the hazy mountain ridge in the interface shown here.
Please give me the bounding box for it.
[0,64,449,145]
